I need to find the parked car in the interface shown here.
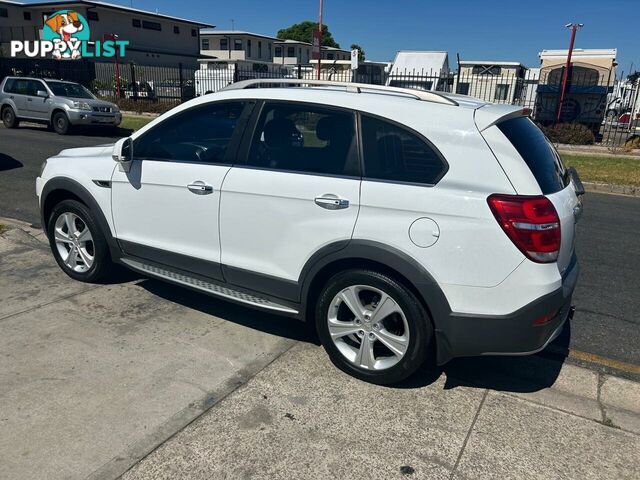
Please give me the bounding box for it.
[0,76,122,134]
[35,79,583,385]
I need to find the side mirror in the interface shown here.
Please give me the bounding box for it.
[112,137,132,164]
[37,90,49,98]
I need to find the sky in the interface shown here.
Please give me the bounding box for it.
[26,0,640,75]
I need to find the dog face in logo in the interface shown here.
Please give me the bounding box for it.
[45,11,84,59]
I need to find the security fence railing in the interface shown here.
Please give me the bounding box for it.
[1,58,638,148]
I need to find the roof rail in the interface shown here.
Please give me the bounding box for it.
[222,78,459,106]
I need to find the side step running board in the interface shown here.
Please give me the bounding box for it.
[121,258,299,315]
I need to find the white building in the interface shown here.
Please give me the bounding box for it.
[453,60,527,103]
[199,30,277,63]
[386,51,449,91]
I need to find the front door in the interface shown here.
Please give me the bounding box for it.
[111,101,251,281]
[219,101,361,297]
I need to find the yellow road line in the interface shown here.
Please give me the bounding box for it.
[568,349,640,375]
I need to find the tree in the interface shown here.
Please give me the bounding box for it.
[350,44,365,61]
[277,21,340,48]
[628,71,640,84]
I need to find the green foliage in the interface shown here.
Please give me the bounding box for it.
[627,71,640,83]
[539,123,595,145]
[277,21,340,48]
[350,44,366,61]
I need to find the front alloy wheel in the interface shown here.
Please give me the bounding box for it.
[47,199,112,282]
[54,212,95,273]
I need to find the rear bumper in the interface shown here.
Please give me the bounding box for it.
[436,254,579,364]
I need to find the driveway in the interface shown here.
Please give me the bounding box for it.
[0,225,299,479]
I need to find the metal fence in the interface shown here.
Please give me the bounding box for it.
[1,58,638,147]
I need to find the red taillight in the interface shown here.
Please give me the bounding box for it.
[487,194,561,263]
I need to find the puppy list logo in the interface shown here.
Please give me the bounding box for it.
[10,10,128,60]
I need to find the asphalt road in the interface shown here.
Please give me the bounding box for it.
[1,124,639,373]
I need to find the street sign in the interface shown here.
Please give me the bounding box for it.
[351,49,359,70]
[312,30,322,60]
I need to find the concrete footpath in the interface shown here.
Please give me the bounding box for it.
[1,218,639,479]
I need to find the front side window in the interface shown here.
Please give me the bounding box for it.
[134,102,246,164]
[361,115,447,185]
[247,102,358,176]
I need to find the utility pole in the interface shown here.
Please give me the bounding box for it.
[556,23,583,123]
[316,0,324,80]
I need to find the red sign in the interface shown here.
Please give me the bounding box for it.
[312,30,321,60]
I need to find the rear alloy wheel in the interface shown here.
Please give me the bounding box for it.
[316,270,433,385]
[2,106,19,128]
[47,200,112,282]
[52,111,70,135]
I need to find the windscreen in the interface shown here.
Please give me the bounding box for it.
[46,81,95,99]
[498,117,567,194]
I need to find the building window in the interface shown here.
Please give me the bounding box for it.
[87,11,99,21]
[201,38,209,49]
[23,11,32,20]
[0,8,8,18]
[191,28,197,37]
[268,42,272,58]
[247,39,252,57]
[472,65,501,75]
[275,46,282,57]
[327,53,335,60]
[173,26,180,34]
[287,46,295,57]
[220,38,228,50]
[234,39,242,50]
[132,18,141,28]
[258,41,262,58]
[457,82,470,95]
[142,20,162,31]
[494,84,509,102]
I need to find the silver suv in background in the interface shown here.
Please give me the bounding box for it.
[0,77,122,135]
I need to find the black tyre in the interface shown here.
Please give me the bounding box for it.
[47,199,113,282]
[52,111,71,135]
[2,106,19,128]
[315,269,433,385]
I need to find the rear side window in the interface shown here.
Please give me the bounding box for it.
[361,115,446,185]
[247,102,358,176]
[3,78,15,93]
[498,117,566,194]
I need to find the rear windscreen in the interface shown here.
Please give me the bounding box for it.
[498,117,566,194]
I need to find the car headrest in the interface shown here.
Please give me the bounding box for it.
[263,118,298,149]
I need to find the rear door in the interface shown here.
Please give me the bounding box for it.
[219,100,361,297]
[5,78,29,117]
[495,117,580,274]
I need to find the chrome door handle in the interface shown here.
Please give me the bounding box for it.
[187,181,214,195]
[315,196,349,210]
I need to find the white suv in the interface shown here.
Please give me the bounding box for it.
[36,80,583,385]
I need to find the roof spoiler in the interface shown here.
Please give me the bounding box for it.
[474,104,531,131]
